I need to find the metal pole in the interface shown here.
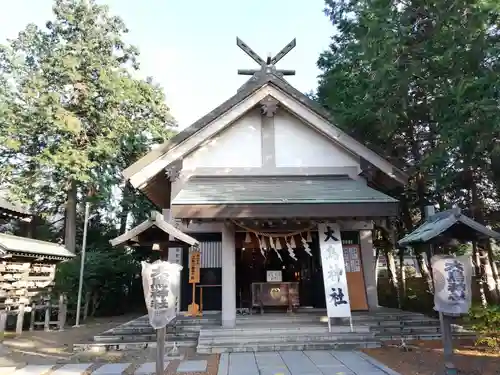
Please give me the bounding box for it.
[156,326,166,374]
[74,201,90,327]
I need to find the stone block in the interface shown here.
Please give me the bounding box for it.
[0,367,17,375]
[92,363,131,375]
[51,363,93,375]
[134,362,169,375]
[177,360,208,373]
[12,365,54,375]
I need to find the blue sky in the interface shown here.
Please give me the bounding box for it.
[0,0,333,129]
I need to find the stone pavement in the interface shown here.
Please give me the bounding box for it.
[0,350,400,375]
[0,359,206,374]
[217,351,401,375]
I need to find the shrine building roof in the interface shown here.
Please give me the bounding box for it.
[398,207,500,247]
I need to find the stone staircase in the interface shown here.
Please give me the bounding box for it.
[196,309,476,354]
[197,317,376,354]
[73,309,476,354]
[73,313,221,353]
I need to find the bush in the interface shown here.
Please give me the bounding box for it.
[466,304,500,351]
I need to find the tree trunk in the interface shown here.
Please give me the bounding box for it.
[486,240,500,298]
[119,182,133,234]
[470,171,499,303]
[479,245,500,304]
[473,243,488,307]
[399,247,406,300]
[90,293,99,317]
[64,180,77,253]
[384,248,401,308]
[415,246,434,294]
[374,246,380,278]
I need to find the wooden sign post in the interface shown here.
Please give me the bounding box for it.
[187,250,201,317]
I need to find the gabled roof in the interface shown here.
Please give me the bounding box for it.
[109,210,199,247]
[0,196,31,220]
[172,175,398,205]
[398,207,500,246]
[123,71,408,189]
[0,233,74,260]
[171,175,399,219]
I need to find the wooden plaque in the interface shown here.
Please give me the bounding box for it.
[189,251,201,284]
[343,245,368,310]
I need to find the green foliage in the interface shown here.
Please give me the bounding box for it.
[466,304,500,350]
[316,0,500,223]
[0,0,175,215]
[55,249,141,317]
[0,0,177,317]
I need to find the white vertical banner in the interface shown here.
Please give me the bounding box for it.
[141,260,183,329]
[432,255,473,315]
[318,223,351,319]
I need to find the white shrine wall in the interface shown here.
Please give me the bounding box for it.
[171,106,365,199]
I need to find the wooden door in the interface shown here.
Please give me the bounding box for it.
[343,245,368,310]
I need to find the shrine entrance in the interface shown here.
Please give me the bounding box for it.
[235,231,326,312]
[234,228,369,313]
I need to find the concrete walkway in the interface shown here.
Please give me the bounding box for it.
[0,350,400,374]
[217,351,401,375]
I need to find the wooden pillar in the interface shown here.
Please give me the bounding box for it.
[44,296,51,332]
[58,294,67,331]
[29,302,36,331]
[15,304,25,335]
[0,310,7,338]
[83,291,91,321]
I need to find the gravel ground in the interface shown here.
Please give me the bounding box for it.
[362,339,500,375]
[0,314,140,366]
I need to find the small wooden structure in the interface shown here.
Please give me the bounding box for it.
[110,210,200,313]
[251,281,300,314]
[398,206,500,375]
[0,199,74,334]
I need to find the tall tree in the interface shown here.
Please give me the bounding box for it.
[316,0,500,302]
[0,0,175,251]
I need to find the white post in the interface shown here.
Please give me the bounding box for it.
[74,201,90,327]
[221,223,236,328]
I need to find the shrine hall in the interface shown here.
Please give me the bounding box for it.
[111,38,408,328]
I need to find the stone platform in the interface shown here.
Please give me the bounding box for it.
[74,308,476,354]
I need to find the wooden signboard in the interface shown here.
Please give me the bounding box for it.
[187,250,201,317]
[343,245,368,310]
[189,251,201,284]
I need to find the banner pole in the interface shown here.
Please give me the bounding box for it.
[156,326,166,374]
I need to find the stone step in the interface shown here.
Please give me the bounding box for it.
[93,331,199,343]
[373,325,443,333]
[104,324,214,336]
[199,325,370,337]
[373,319,440,327]
[73,338,197,353]
[196,340,381,354]
[376,331,477,341]
[198,334,375,346]
[120,318,220,327]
